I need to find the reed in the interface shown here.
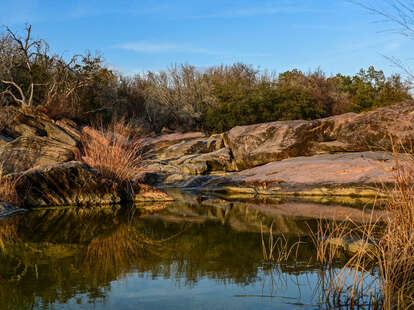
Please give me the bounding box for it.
[375,154,414,309]
[309,152,414,309]
[260,221,301,264]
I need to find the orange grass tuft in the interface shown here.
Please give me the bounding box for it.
[79,119,144,186]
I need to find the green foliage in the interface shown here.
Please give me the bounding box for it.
[333,66,411,112]
[202,81,325,132]
[0,26,411,132]
[202,66,410,132]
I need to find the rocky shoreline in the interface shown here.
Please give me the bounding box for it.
[1,102,414,216]
[142,102,414,196]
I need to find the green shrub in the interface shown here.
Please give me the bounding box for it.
[0,26,411,133]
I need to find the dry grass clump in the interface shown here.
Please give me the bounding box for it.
[312,220,381,308]
[260,221,301,263]
[0,161,19,206]
[79,119,144,187]
[377,159,414,309]
[310,156,414,309]
[0,178,18,206]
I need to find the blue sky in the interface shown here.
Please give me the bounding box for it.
[1,0,413,76]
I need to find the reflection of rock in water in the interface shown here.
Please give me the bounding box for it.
[156,190,384,235]
[0,196,378,309]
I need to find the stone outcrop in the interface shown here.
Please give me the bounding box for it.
[224,102,414,170]
[1,102,413,211]
[192,151,405,196]
[140,102,414,198]
[0,107,174,210]
[143,131,233,177]
[2,107,79,146]
[11,161,172,208]
[0,136,76,175]
[0,107,80,174]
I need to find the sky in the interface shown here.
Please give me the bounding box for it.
[1,0,413,77]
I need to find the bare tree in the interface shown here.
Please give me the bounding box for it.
[0,25,112,119]
[0,24,46,107]
[355,1,414,38]
[355,1,414,79]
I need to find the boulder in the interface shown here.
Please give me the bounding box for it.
[0,136,77,175]
[0,106,82,175]
[197,151,405,196]
[12,161,172,208]
[2,107,79,146]
[168,148,236,175]
[224,102,414,170]
[142,132,236,178]
[55,119,82,142]
[145,133,225,161]
[149,137,210,160]
[145,131,205,145]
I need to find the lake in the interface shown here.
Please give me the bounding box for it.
[0,192,380,309]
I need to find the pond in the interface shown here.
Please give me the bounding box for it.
[0,192,380,310]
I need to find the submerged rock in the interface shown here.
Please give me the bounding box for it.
[326,237,377,254]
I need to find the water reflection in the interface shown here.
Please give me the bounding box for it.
[0,195,380,310]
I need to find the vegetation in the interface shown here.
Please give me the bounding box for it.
[0,25,411,134]
[0,161,18,206]
[308,156,414,309]
[79,119,144,188]
[303,3,414,308]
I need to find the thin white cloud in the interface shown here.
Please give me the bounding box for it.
[114,42,220,55]
[114,42,276,58]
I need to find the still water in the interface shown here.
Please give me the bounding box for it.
[0,194,379,309]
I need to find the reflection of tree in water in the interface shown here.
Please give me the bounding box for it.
[0,208,170,309]
[0,201,343,310]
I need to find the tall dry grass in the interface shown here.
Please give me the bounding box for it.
[0,161,19,206]
[260,221,301,263]
[0,178,18,206]
[79,119,144,188]
[376,157,414,309]
[310,154,414,309]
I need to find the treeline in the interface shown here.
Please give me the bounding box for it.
[0,26,411,133]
